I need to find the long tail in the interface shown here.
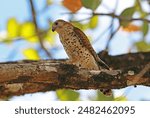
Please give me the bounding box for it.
[96,54,110,70]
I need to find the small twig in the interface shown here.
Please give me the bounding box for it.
[93,13,150,23]
[106,18,115,50]
[93,22,112,44]
[105,26,120,50]
[29,0,51,58]
[105,1,119,50]
[62,12,150,23]
[134,62,150,82]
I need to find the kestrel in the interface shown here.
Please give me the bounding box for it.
[52,19,112,96]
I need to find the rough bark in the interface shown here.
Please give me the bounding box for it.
[0,51,149,98]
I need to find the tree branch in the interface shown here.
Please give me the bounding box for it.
[0,51,149,98]
[64,12,150,23]
[29,0,52,57]
[93,13,150,23]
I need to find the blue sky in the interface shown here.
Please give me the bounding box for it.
[0,0,30,30]
[0,0,150,101]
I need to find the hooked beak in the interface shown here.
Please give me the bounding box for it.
[52,27,56,32]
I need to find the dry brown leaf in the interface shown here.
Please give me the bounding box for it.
[121,24,141,32]
[62,0,82,13]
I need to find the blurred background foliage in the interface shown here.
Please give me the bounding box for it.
[0,0,150,101]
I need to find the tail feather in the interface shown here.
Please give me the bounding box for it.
[95,54,110,70]
[97,57,110,70]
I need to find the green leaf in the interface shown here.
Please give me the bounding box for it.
[141,21,149,36]
[134,0,148,17]
[46,0,53,5]
[20,22,38,42]
[72,22,89,30]
[120,7,135,27]
[81,0,101,11]
[135,40,150,51]
[134,0,143,13]
[95,90,114,101]
[7,18,20,38]
[89,16,99,29]
[23,48,40,60]
[114,96,127,101]
[56,89,80,101]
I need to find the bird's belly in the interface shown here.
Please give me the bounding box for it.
[60,34,99,70]
[64,42,99,70]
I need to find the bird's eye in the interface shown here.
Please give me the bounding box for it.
[55,22,58,25]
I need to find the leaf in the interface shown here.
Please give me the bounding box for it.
[121,24,140,32]
[134,0,143,13]
[7,18,20,38]
[20,22,38,42]
[72,22,89,30]
[23,48,40,60]
[89,16,99,29]
[46,0,53,5]
[62,0,82,13]
[56,89,80,101]
[119,7,135,27]
[114,96,127,101]
[141,21,149,36]
[81,0,101,11]
[135,41,150,51]
[134,0,148,17]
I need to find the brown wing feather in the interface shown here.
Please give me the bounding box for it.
[73,27,109,69]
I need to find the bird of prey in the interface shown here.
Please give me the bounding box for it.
[52,19,112,96]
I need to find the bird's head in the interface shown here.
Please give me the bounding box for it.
[52,19,73,33]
